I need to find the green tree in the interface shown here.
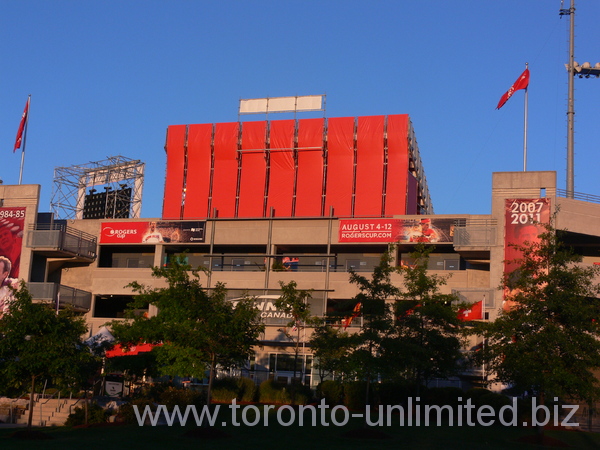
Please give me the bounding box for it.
[475,223,600,408]
[274,280,315,384]
[344,248,399,406]
[309,322,352,383]
[0,284,97,430]
[109,256,264,405]
[385,246,465,391]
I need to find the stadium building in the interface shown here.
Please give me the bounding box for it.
[2,108,600,389]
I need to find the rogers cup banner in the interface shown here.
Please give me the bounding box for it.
[338,218,456,243]
[100,221,206,244]
[0,207,26,318]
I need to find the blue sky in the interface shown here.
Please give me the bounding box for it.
[2,1,599,218]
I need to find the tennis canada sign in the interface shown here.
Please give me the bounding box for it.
[230,299,292,320]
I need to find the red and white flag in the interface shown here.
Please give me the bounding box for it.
[14,98,30,152]
[458,300,483,321]
[496,69,529,109]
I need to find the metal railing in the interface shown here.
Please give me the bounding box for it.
[453,218,497,247]
[27,223,97,259]
[557,188,600,204]
[27,282,92,312]
[8,391,31,424]
[185,255,383,273]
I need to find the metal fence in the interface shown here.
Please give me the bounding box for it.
[27,223,97,259]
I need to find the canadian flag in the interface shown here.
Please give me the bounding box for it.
[458,300,483,321]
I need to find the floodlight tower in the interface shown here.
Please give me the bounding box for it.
[560,0,600,198]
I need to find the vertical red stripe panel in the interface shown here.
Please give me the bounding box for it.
[385,115,409,216]
[406,172,419,215]
[354,116,385,217]
[183,123,212,219]
[238,121,267,218]
[324,117,355,217]
[162,125,186,219]
[266,120,295,216]
[295,118,324,217]
[211,122,239,218]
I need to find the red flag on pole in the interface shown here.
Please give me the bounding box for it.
[457,300,483,321]
[496,68,530,109]
[342,302,361,329]
[14,98,30,152]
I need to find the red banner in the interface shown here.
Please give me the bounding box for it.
[106,342,160,358]
[338,218,456,243]
[503,198,550,311]
[0,207,26,317]
[339,219,399,242]
[101,221,206,244]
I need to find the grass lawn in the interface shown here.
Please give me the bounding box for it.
[1,407,599,450]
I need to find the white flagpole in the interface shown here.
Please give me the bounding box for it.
[523,63,529,172]
[18,95,31,185]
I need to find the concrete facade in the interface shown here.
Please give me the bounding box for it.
[3,170,600,387]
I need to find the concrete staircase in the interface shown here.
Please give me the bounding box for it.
[14,398,81,427]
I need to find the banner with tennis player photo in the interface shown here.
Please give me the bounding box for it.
[100,220,206,244]
[338,218,455,244]
[0,206,26,317]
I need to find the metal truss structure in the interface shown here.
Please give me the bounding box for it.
[51,156,145,220]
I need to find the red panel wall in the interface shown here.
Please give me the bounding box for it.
[324,117,355,217]
[164,114,415,220]
[295,118,324,217]
[162,125,186,219]
[266,120,295,217]
[354,116,385,217]
[238,121,267,218]
[183,123,212,218]
[385,114,409,216]
[406,172,419,215]
[211,122,239,218]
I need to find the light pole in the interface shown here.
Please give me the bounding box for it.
[560,0,600,198]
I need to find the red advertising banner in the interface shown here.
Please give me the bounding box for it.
[101,221,206,244]
[503,198,551,311]
[106,342,161,358]
[339,218,400,242]
[0,207,26,317]
[338,218,455,243]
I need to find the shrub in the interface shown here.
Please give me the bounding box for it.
[318,380,343,405]
[425,387,465,407]
[258,380,313,405]
[288,384,312,405]
[236,377,257,402]
[478,392,511,410]
[211,378,239,403]
[134,382,169,402]
[343,381,369,410]
[465,387,493,407]
[211,377,257,403]
[259,380,289,404]
[158,387,205,409]
[65,402,109,427]
[377,380,420,406]
[116,398,156,424]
